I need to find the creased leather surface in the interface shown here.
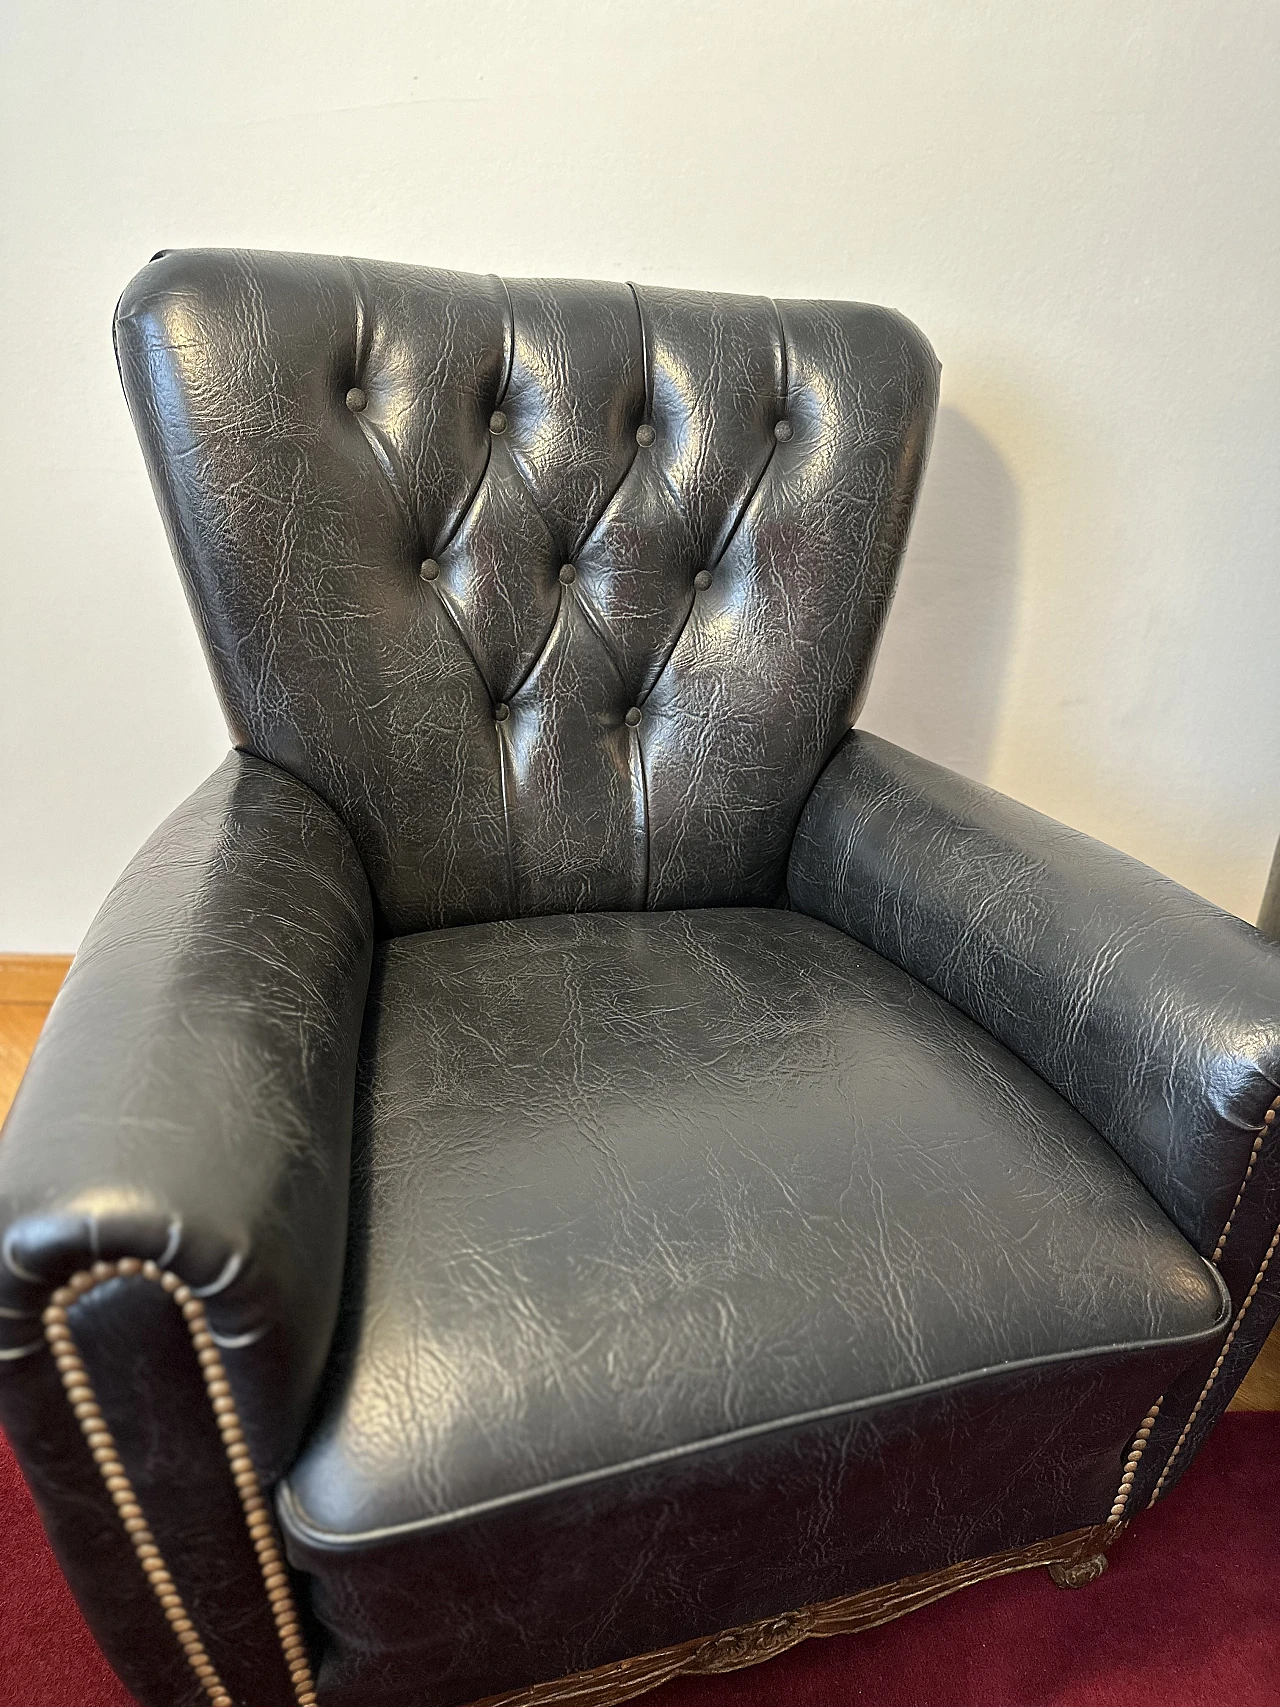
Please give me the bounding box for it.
[115,250,938,935]
[11,244,1265,1706]
[789,730,1280,1259]
[279,908,1224,1704]
[0,751,373,1705]
[293,1358,1202,1707]
[2,1277,302,1707]
[1129,1120,1280,1512]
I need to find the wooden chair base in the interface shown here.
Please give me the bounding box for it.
[470,1522,1118,1707]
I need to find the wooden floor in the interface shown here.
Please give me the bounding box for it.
[0,955,73,1123]
[0,954,1276,1410]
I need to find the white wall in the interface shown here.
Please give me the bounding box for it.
[2,0,1277,949]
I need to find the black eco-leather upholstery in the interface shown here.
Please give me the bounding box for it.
[790,731,1280,1259]
[279,909,1225,1704]
[1,752,371,1706]
[114,251,936,935]
[789,729,1280,1508]
[1,250,1276,1707]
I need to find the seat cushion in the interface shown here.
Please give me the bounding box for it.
[280,908,1227,1707]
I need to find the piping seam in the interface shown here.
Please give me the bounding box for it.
[42,1259,315,1707]
[278,1306,1229,1550]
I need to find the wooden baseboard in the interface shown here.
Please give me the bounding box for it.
[0,954,74,1004]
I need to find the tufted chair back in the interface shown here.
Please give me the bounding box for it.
[116,251,938,935]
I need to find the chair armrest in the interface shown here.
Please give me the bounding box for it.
[0,750,373,1477]
[788,730,1280,1262]
[0,752,372,1704]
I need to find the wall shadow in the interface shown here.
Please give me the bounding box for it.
[858,405,1021,781]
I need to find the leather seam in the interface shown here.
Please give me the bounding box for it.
[496,714,519,916]
[429,578,498,698]
[708,413,780,577]
[497,274,516,403]
[41,1260,315,1707]
[1148,1213,1280,1505]
[772,296,789,419]
[564,583,631,689]
[342,258,424,536]
[278,1304,1230,1551]
[627,281,653,421]
[631,714,651,909]
[635,304,787,714]
[485,308,642,705]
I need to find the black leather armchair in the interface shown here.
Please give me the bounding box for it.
[2,251,1277,1707]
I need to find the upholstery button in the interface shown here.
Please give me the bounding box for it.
[636,424,656,447]
[489,410,507,435]
[420,559,440,581]
[494,704,510,723]
[625,706,642,727]
[693,570,713,591]
[774,419,793,442]
[345,387,368,413]
[559,563,577,584]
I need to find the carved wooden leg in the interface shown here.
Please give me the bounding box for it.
[1046,1523,1116,1589]
[468,1525,1122,1707]
[1047,1551,1109,1588]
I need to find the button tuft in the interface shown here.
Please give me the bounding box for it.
[774,419,794,442]
[624,706,643,727]
[636,424,656,447]
[489,410,507,435]
[494,704,510,723]
[420,559,440,581]
[693,570,713,591]
[345,387,368,413]
[559,563,577,584]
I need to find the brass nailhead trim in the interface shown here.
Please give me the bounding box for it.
[1148,1214,1280,1506]
[1106,1398,1162,1527]
[1108,1093,1279,1520]
[1212,1095,1279,1264]
[34,1096,1278,1701]
[41,1260,316,1707]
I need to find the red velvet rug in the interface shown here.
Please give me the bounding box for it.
[2,1414,1276,1705]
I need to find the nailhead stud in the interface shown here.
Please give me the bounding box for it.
[774,419,793,442]
[636,423,656,446]
[345,387,367,413]
[420,558,440,581]
[489,410,507,435]
[693,570,713,591]
[559,563,576,584]
[625,706,642,727]
[494,704,510,723]
[42,1258,317,1707]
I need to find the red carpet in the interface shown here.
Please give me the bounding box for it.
[2,1414,1276,1706]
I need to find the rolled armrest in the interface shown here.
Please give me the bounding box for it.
[0,752,372,1704]
[0,750,373,1475]
[788,730,1280,1261]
